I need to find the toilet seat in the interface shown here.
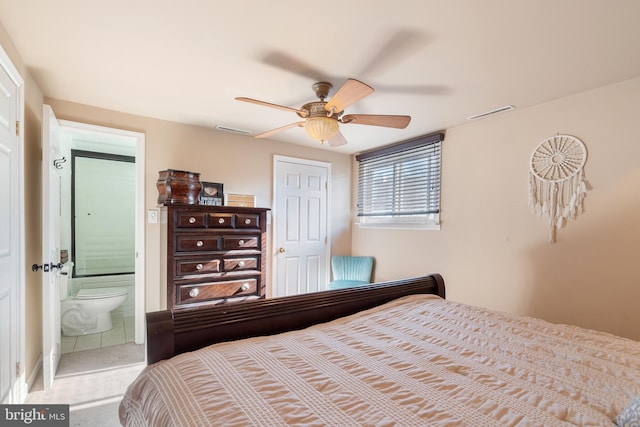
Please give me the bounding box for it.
[75,287,128,300]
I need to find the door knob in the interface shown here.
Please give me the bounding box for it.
[32,262,63,272]
[278,247,285,253]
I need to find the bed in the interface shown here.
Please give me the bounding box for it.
[120,274,640,426]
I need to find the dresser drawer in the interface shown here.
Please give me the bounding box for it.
[175,212,207,228]
[177,278,258,304]
[222,236,259,250]
[223,257,258,272]
[176,235,220,252]
[208,213,234,228]
[175,258,221,276]
[235,214,260,228]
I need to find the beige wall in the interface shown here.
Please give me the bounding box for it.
[43,98,353,311]
[352,76,640,341]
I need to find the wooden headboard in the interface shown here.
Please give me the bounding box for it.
[146,274,445,364]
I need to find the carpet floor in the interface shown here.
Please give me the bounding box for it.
[26,343,145,427]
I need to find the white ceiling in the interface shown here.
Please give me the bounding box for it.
[1,0,639,154]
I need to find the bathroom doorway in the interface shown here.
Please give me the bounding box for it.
[45,113,145,354]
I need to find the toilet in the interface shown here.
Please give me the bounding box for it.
[59,264,128,336]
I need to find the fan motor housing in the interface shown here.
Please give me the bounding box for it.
[300,101,341,120]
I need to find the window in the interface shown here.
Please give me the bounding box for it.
[356,132,444,229]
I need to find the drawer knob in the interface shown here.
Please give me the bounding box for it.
[218,218,225,224]
[196,240,204,247]
[196,263,203,270]
[240,283,250,292]
[238,240,244,246]
[244,218,251,225]
[188,217,196,224]
[237,261,245,268]
[189,288,199,298]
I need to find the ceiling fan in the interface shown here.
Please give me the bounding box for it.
[236,79,411,147]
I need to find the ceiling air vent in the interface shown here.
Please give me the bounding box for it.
[215,125,252,135]
[467,105,515,121]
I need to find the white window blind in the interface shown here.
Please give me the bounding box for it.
[356,132,444,228]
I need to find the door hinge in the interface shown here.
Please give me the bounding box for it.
[15,120,20,137]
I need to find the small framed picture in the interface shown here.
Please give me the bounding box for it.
[199,182,223,206]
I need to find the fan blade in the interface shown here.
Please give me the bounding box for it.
[342,114,411,129]
[261,50,332,82]
[325,79,374,113]
[236,97,308,117]
[327,130,347,147]
[254,121,305,139]
[359,30,429,78]
[373,84,451,96]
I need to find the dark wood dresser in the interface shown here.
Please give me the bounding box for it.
[165,205,269,309]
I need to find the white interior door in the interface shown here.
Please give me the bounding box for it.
[0,51,22,403]
[41,105,62,390]
[273,156,330,297]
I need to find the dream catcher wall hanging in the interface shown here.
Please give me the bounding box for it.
[529,134,588,243]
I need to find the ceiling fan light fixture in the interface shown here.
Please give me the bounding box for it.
[236,78,411,146]
[305,116,339,142]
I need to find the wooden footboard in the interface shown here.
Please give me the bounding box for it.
[146,274,445,364]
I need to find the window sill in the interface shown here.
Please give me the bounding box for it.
[356,221,441,231]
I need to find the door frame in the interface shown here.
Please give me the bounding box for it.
[0,43,26,403]
[57,119,146,344]
[271,155,331,296]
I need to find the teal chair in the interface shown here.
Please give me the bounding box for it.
[328,256,375,290]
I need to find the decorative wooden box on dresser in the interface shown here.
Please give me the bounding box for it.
[165,205,269,309]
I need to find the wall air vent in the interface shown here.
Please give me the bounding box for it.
[467,105,515,121]
[215,125,252,135]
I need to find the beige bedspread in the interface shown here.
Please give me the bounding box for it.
[120,295,640,426]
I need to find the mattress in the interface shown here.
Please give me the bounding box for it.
[120,294,640,426]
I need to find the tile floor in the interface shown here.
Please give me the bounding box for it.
[62,314,135,353]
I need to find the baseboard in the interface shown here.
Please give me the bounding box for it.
[27,353,43,392]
